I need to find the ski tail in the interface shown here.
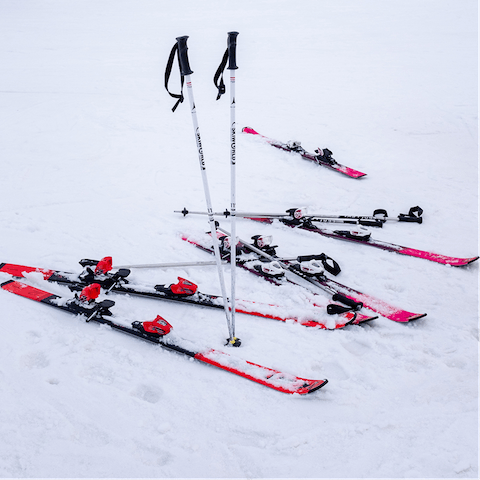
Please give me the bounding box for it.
[1,279,60,304]
[0,263,57,280]
[242,126,261,136]
[195,349,328,394]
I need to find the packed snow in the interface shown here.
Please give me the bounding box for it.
[0,0,478,478]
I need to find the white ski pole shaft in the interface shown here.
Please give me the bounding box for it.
[113,261,222,269]
[176,36,234,343]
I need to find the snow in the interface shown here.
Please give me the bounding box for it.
[0,0,478,478]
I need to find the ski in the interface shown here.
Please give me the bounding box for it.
[176,207,478,267]
[278,220,479,267]
[1,279,328,395]
[0,259,358,330]
[242,126,367,178]
[181,233,379,325]
[182,230,426,323]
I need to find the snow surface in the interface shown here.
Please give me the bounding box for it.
[0,0,478,478]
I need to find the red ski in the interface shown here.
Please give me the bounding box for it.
[1,279,328,395]
[242,126,367,178]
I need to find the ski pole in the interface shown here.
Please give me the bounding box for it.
[113,261,224,269]
[214,31,239,345]
[176,206,423,226]
[168,36,238,347]
[228,32,239,352]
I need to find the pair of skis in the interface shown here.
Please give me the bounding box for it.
[242,126,367,178]
[0,259,368,330]
[177,207,478,267]
[181,229,427,323]
[0,259,329,395]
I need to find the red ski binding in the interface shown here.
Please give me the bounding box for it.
[94,256,113,274]
[141,315,173,336]
[79,283,101,303]
[169,277,198,296]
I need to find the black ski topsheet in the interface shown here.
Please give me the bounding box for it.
[0,260,362,330]
[0,279,328,395]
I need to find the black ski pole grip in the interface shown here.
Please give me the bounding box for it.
[332,293,363,310]
[227,31,239,70]
[296,254,325,262]
[327,304,352,315]
[176,36,193,76]
[398,214,423,223]
[359,219,384,227]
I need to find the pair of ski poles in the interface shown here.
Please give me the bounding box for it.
[165,33,240,347]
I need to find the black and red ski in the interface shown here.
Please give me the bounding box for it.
[0,259,357,330]
[1,279,327,395]
[242,126,367,178]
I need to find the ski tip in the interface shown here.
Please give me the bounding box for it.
[304,379,328,394]
[352,314,379,325]
[407,312,428,322]
[452,256,479,266]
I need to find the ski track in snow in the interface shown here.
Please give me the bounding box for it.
[0,0,478,478]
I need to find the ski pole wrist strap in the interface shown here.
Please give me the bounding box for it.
[213,49,229,100]
[165,43,185,112]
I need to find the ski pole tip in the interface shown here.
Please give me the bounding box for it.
[226,337,242,347]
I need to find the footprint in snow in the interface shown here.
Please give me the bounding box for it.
[131,384,163,404]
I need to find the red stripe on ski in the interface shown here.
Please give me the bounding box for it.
[396,248,479,266]
[195,349,327,395]
[0,263,56,280]
[234,304,353,329]
[277,223,479,267]
[1,280,57,302]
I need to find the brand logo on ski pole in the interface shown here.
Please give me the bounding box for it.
[231,122,236,165]
[196,128,205,170]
